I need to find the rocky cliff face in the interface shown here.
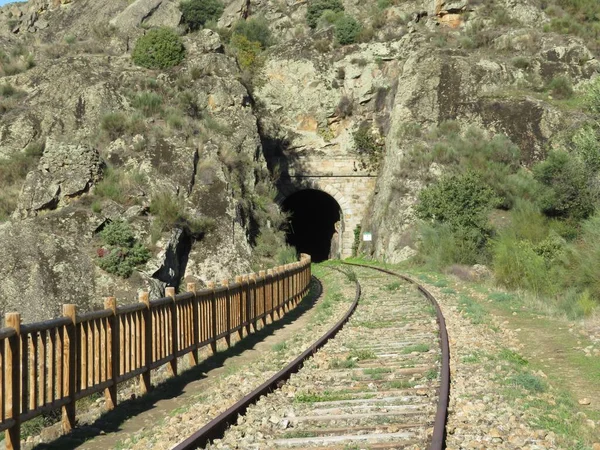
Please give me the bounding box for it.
[0,1,278,322]
[0,0,597,320]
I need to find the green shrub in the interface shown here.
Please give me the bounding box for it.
[131,91,163,117]
[492,233,553,296]
[572,125,600,173]
[318,9,344,27]
[229,34,263,71]
[150,192,215,240]
[512,56,530,69]
[231,17,272,48]
[277,246,298,265]
[94,167,147,205]
[416,171,497,234]
[416,222,485,268]
[585,77,600,116]
[562,213,600,302]
[334,15,362,45]
[352,225,361,257]
[97,221,150,278]
[100,220,136,247]
[101,112,128,139]
[132,28,185,69]
[0,83,20,97]
[150,192,186,228]
[306,0,344,28]
[508,200,549,243]
[353,124,382,168]
[180,0,224,31]
[546,76,573,99]
[533,150,595,220]
[0,144,42,220]
[402,125,521,208]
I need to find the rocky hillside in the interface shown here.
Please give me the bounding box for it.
[0,0,598,321]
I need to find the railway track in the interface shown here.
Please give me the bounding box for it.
[174,263,449,450]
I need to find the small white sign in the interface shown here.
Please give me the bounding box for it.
[362,232,373,242]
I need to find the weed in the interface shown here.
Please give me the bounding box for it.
[498,348,528,366]
[132,92,163,117]
[424,369,438,380]
[295,391,352,403]
[329,358,357,369]
[272,341,288,352]
[94,167,147,205]
[508,372,547,393]
[488,292,515,302]
[462,352,483,364]
[458,295,487,324]
[387,379,416,389]
[402,343,430,354]
[349,348,376,360]
[384,282,402,292]
[546,76,574,99]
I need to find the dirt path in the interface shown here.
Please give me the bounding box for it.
[490,306,600,424]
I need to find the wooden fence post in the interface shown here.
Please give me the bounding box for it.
[166,287,177,377]
[266,269,274,322]
[249,274,258,331]
[207,282,217,354]
[103,297,117,410]
[276,267,284,315]
[234,276,244,339]
[221,279,231,347]
[259,271,267,326]
[139,291,151,394]
[5,313,20,450]
[291,263,297,306]
[187,283,199,366]
[242,276,251,334]
[62,305,76,433]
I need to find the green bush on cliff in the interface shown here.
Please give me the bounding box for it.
[180,0,224,31]
[334,15,362,45]
[0,141,45,221]
[416,171,497,256]
[533,150,595,221]
[229,34,263,71]
[353,124,383,168]
[231,17,272,48]
[97,221,150,278]
[149,192,216,242]
[306,0,344,28]
[132,28,185,69]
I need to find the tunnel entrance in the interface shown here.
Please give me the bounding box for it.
[281,189,342,263]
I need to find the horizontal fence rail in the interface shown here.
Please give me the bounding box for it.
[0,254,311,450]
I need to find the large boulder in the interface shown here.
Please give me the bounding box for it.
[0,218,97,322]
[15,140,103,218]
[110,0,181,31]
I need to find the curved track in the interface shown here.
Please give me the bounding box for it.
[174,264,450,450]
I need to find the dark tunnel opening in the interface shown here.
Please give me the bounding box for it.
[281,189,342,263]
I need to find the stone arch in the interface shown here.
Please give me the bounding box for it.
[276,179,350,260]
[275,178,353,223]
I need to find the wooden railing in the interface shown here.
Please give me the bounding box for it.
[0,254,311,450]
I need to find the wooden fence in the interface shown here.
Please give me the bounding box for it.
[0,254,312,450]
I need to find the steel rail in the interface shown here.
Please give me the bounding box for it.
[343,262,450,450]
[172,273,361,450]
[174,263,449,450]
